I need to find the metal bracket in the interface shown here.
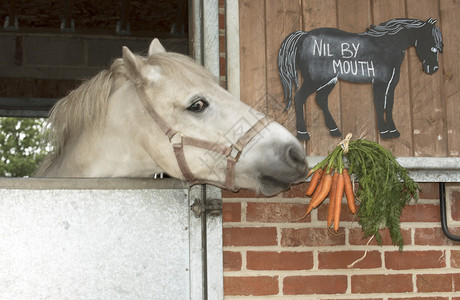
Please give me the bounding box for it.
[191,198,222,218]
[116,20,131,35]
[60,18,75,33]
[439,182,460,242]
[3,16,18,31]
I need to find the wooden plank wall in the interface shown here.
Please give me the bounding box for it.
[238,0,459,157]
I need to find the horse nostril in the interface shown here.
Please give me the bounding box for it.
[285,145,307,170]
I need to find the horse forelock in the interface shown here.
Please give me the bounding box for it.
[432,26,444,51]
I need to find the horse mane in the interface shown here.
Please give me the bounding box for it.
[361,18,427,37]
[35,56,129,176]
[361,18,443,51]
[35,50,215,176]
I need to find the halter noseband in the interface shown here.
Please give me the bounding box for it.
[136,86,273,191]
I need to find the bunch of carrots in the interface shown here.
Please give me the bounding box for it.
[304,166,355,232]
[298,134,419,250]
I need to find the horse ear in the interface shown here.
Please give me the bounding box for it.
[427,17,437,25]
[149,38,166,56]
[122,46,142,78]
[123,45,161,83]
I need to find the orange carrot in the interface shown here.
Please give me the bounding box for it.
[334,173,345,232]
[294,169,326,221]
[311,172,333,209]
[309,169,326,200]
[305,168,324,196]
[343,169,356,214]
[302,171,327,215]
[327,172,339,227]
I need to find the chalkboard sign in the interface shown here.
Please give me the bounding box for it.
[278,18,443,141]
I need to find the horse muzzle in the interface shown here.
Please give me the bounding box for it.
[256,143,308,196]
[423,62,439,75]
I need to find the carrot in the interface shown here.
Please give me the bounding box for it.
[302,170,326,215]
[311,172,333,209]
[343,168,356,214]
[305,168,324,196]
[334,173,345,232]
[327,172,339,227]
[293,169,326,221]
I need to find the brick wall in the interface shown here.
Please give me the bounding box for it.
[222,183,460,298]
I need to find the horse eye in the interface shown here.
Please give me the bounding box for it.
[431,47,438,53]
[187,99,209,112]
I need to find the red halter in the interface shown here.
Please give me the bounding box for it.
[136,86,273,191]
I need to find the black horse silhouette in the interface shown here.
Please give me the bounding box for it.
[278,18,443,140]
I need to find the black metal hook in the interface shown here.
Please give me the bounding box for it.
[439,182,460,242]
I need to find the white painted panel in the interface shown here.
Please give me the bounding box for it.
[0,184,193,300]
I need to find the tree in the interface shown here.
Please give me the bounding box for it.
[0,117,50,177]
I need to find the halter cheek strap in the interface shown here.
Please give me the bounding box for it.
[136,86,273,191]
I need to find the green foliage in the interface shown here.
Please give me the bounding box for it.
[0,117,50,177]
[346,140,419,251]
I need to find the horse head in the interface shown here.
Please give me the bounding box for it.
[118,39,308,196]
[415,18,443,75]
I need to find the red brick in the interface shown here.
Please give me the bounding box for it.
[218,9,225,29]
[223,251,241,271]
[385,250,446,270]
[452,190,460,221]
[418,182,440,199]
[282,182,308,198]
[281,228,345,247]
[223,227,277,246]
[246,251,313,270]
[400,204,440,222]
[416,273,457,292]
[351,274,413,293]
[246,202,310,223]
[414,227,460,246]
[452,250,460,268]
[317,201,357,222]
[349,228,411,246]
[318,250,381,269]
[224,276,278,296]
[223,202,241,222]
[219,55,226,77]
[222,189,260,198]
[283,275,347,295]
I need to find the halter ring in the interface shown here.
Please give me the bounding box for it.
[169,131,185,146]
[227,145,243,162]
